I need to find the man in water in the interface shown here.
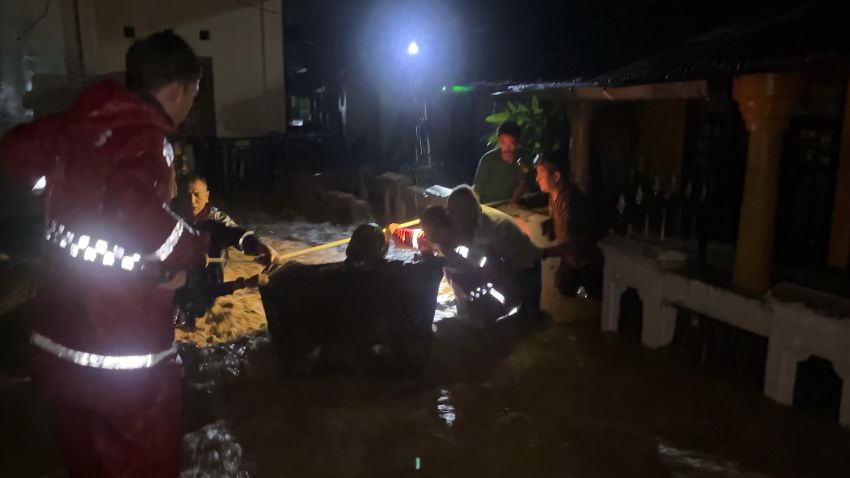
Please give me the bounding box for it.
[173,175,276,329]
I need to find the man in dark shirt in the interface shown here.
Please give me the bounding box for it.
[473,121,528,204]
[174,175,276,329]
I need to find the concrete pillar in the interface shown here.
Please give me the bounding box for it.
[600,262,623,333]
[641,289,677,349]
[568,101,595,193]
[827,76,850,269]
[732,73,806,296]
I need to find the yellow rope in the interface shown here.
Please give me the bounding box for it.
[272,218,421,263]
[210,197,512,265]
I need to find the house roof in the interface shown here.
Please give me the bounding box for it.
[598,0,848,87]
[493,0,848,98]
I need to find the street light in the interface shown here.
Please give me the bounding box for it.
[406,41,419,56]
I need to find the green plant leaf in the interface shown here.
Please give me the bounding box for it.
[485,112,509,124]
[531,96,542,113]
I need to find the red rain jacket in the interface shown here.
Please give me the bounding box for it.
[0,81,206,410]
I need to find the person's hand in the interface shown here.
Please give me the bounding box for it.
[254,242,278,266]
[387,223,399,235]
[245,273,269,288]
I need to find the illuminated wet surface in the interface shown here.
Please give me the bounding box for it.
[2,220,850,477]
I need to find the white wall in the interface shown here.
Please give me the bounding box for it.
[90,0,285,137]
[0,0,76,134]
[0,0,80,218]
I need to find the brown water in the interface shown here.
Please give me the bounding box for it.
[3,219,850,477]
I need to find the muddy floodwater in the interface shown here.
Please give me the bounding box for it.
[2,219,850,477]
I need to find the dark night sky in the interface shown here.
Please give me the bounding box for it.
[283,0,811,87]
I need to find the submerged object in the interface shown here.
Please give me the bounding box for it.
[260,256,444,376]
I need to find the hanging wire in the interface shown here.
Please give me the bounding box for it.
[16,0,54,42]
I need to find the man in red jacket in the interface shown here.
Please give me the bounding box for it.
[0,31,208,477]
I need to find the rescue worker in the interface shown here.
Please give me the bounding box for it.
[0,31,208,477]
[536,154,604,297]
[172,175,276,330]
[473,121,529,204]
[447,186,543,321]
[391,205,525,324]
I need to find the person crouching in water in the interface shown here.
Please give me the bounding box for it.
[390,205,510,324]
[172,175,277,330]
[535,154,604,297]
[446,186,543,321]
[390,198,541,323]
[346,223,389,266]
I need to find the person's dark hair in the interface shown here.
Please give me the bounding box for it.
[420,205,451,229]
[346,223,388,263]
[448,185,482,213]
[449,185,480,205]
[496,120,521,140]
[186,174,208,187]
[126,31,201,93]
[534,151,570,188]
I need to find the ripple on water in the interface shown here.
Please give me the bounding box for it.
[656,438,774,478]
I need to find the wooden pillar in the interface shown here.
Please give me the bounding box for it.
[827,76,850,269]
[732,73,806,296]
[568,101,595,193]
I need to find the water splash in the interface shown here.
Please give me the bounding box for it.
[179,334,271,393]
[182,420,250,478]
[436,388,456,427]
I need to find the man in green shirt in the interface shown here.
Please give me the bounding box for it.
[473,120,528,204]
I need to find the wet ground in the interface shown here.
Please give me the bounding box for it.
[2,218,850,477]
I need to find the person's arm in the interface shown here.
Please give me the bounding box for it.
[210,208,238,227]
[541,194,575,262]
[491,220,543,270]
[441,246,480,273]
[196,220,277,265]
[208,207,277,263]
[472,154,490,197]
[509,178,527,204]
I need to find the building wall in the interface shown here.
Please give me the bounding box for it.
[89,0,285,137]
[0,0,77,135]
[0,0,81,218]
